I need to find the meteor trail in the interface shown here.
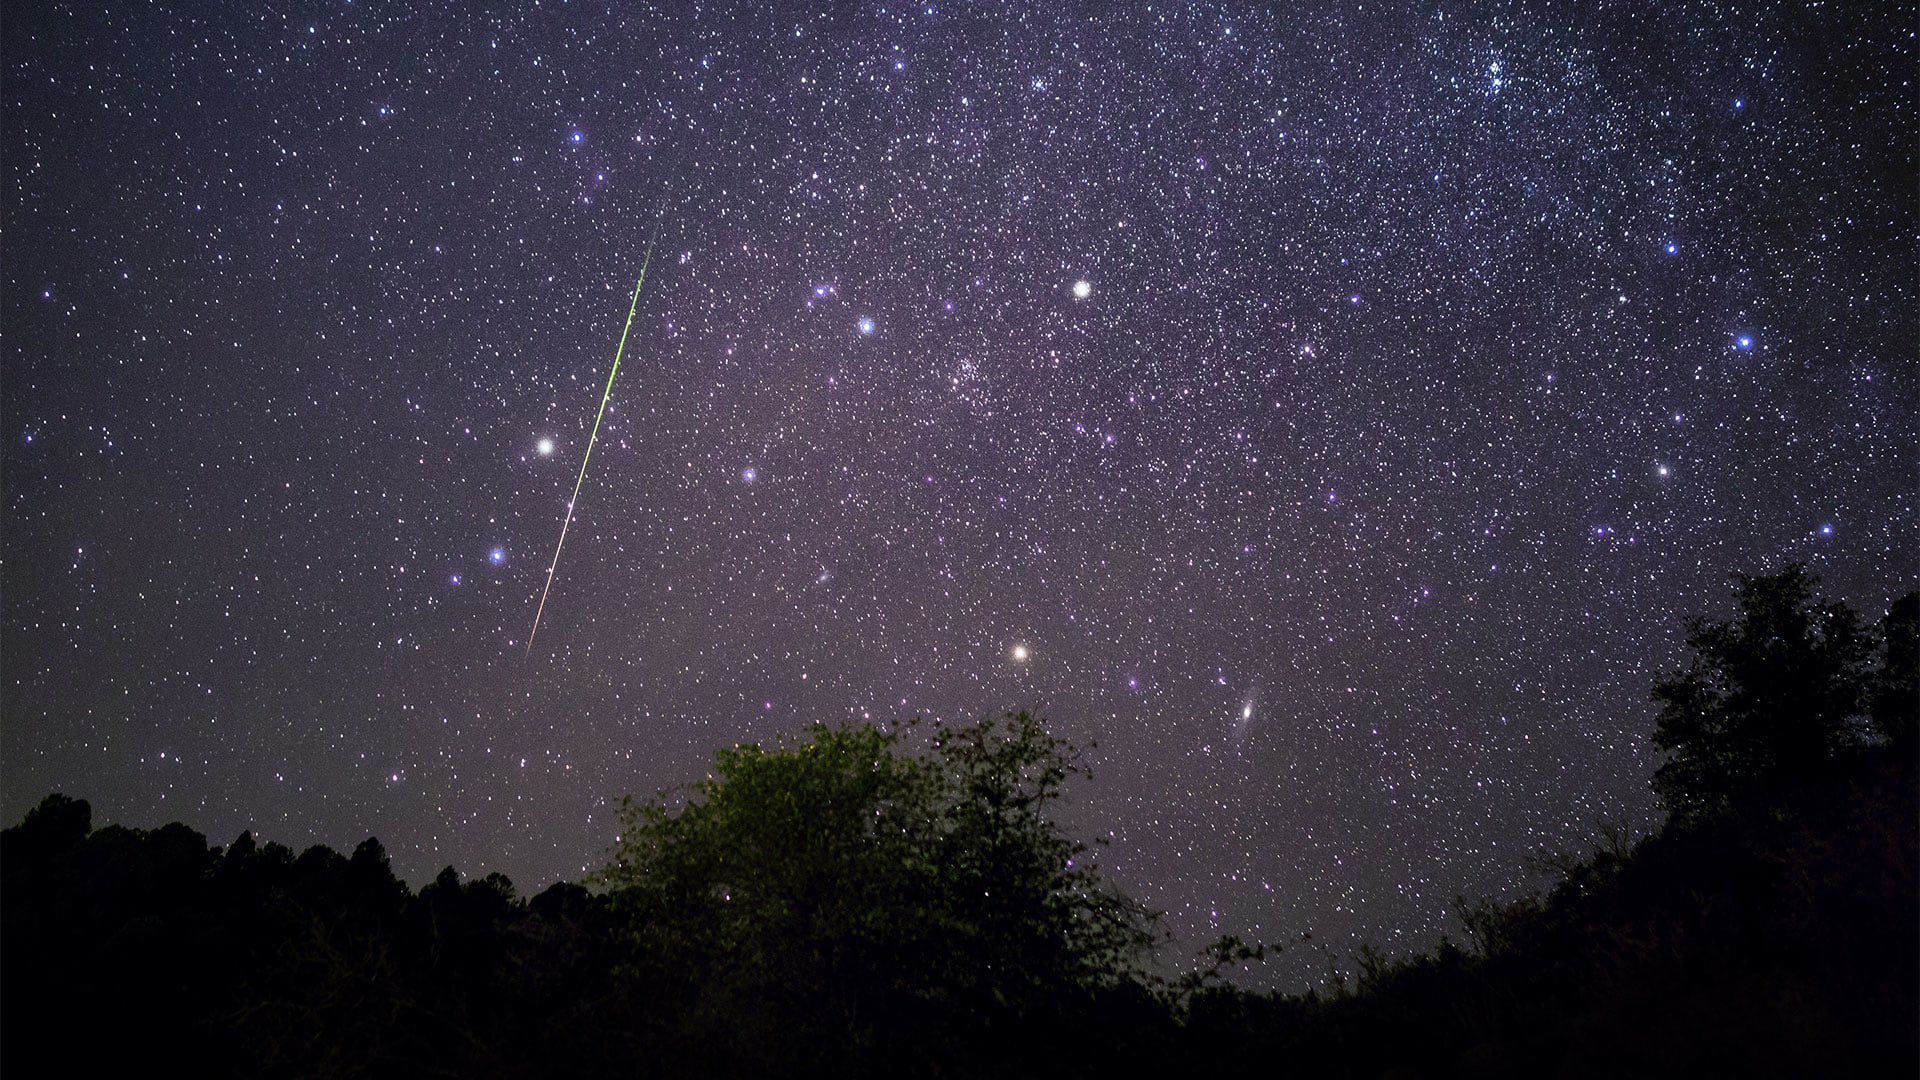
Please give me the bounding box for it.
[526,230,659,654]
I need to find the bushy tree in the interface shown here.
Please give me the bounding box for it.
[1872,592,1918,753]
[1651,565,1878,824]
[595,712,1158,1073]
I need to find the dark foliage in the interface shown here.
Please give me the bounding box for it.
[1165,569,1918,1078]
[3,574,1914,1077]
[1172,744,1916,1078]
[1874,591,1919,754]
[591,712,1162,1076]
[1650,565,1881,825]
[1,713,1168,1079]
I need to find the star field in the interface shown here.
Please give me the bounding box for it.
[4,2,1913,986]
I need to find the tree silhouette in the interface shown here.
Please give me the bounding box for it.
[1872,591,1918,754]
[4,576,1913,1078]
[595,712,1158,1074]
[1651,564,1879,825]
[1,792,90,863]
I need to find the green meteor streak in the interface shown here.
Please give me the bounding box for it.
[527,232,659,655]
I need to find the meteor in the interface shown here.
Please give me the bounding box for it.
[526,228,659,654]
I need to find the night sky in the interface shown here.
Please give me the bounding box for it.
[4,2,1913,985]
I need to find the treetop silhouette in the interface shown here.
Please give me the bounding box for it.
[1651,563,1915,825]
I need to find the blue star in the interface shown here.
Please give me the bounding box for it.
[857,317,875,335]
[1735,334,1753,350]
[568,130,584,144]
[1664,242,1678,255]
[489,548,505,564]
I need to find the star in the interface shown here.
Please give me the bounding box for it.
[7,0,1902,1001]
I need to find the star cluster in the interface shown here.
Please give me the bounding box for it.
[3,2,1913,986]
